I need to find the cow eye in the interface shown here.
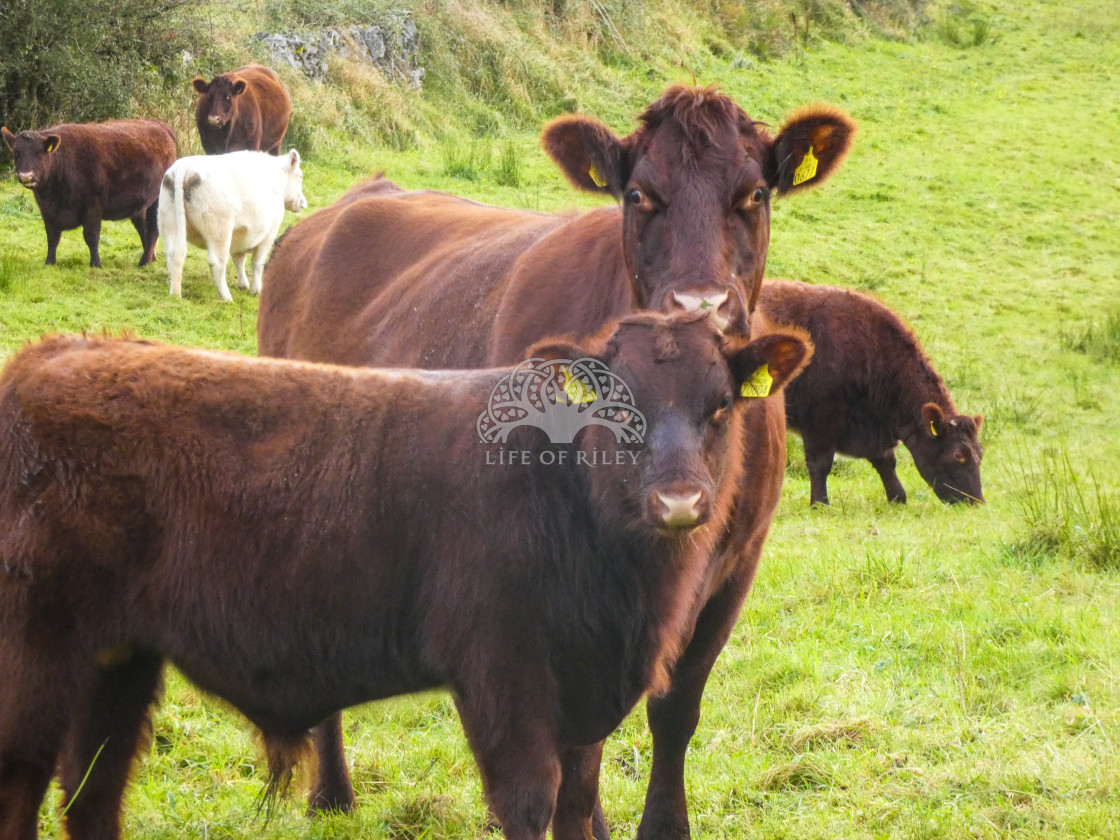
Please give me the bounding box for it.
[626,188,644,206]
[710,395,734,426]
[753,187,769,204]
[955,450,970,464]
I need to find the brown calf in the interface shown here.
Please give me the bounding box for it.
[0,315,810,840]
[1,120,177,267]
[192,64,291,155]
[258,84,853,838]
[759,279,984,506]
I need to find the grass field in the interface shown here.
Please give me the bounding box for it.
[2,0,1119,837]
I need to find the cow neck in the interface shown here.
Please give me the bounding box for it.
[886,331,956,448]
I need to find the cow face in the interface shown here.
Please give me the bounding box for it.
[281,149,309,213]
[1,127,62,190]
[533,314,811,535]
[193,74,248,128]
[541,87,854,335]
[910,403,985,504]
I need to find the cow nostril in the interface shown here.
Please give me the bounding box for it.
[654,490,705,528]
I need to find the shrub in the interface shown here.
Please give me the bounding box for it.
[0,0,217,129]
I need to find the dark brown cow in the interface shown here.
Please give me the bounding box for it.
[1,120,177,267]
[760,279,984,506]
[258,85,853,839]
[192,64,291,155]
[0,315,810,840]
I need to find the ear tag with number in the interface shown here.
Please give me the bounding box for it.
[740,364,773,398]
[792,146,818,186]
[588,164,607,188]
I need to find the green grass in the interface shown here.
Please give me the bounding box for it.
[2,0,1120,837]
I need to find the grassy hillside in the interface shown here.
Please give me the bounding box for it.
[2,0,1120,838]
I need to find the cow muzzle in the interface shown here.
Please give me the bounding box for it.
[207,115,226,127]
[650,487,710,530]
[16,172,38,189]
[666,288,748,335]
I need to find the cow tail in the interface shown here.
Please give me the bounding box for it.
[256,731,313,822]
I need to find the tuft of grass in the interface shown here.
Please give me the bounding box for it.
[756,755,837,791]
[786,717,874,751]
[932,1,997,47]
[1059,311,1120,363]
[1005,443,1120,570]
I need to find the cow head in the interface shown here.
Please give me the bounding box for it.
[541,86,854,336]
[281,149,309,214]
[1,127,62,190]
[192,74,248,128]
[909,404,985,504]
[530,313,811,536]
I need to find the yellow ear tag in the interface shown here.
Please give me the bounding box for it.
[588,164,607,188]
[792,146,819,186]
[930,421,938,437]
[740,364,773,399]
[557,366,597,404]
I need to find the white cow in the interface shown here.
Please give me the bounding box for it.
[158,149,307,301]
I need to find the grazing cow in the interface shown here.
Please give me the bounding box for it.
[158,149,307,301]
[759,279,984,506]
[0,120,177,268]
[0,314,810,840]
[192,64,291,155]
[258,85,853,838]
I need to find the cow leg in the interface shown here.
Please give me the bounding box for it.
[58,650,164,840]
[636,564,758,840]
[869,450,907,504]
[82,209,104,269]
[131,204,159,267]
[307,713,356,814]
[551,743,605,840]
[43,221,62,266]
[456,690,560,840]
[164,232,187,298]
[0,648,83,840]
[248,242,271,296]
[232,251,251,292]
[206,234,234,302]
[803,441,835,507]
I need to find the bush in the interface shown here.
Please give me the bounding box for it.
[0,0,218,130]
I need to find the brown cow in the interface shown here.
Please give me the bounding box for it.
[759,279,984,506]
[1,120,177,267]
[0,315,811,840]
[258,85,853,838]
[192,64,291,155]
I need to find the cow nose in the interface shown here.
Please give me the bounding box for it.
[652,488,709,529]
[667,290,746,334]
[208,115,223,126]
[17,172,35,186]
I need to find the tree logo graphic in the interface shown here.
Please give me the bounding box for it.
[477,357,647,444]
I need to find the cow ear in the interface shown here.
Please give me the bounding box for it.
[729,330,812,399]
[767,105,855,195]
[287,149,301,168]
[192,77,210,94]
[973,413,984,433]
[922,403,945,438]
[1,127,14,152]
[541,115,628,199]
[45,134,61,154]
[232,80,248,96]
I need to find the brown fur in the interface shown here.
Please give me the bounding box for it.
[1,120,177,267]
[258,85,854,367]
[258,85,844,839]
[759,280,984,505]
[192,64,291,155]
[0,317,809,840]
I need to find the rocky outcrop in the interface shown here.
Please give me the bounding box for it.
[253,11,424,88]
